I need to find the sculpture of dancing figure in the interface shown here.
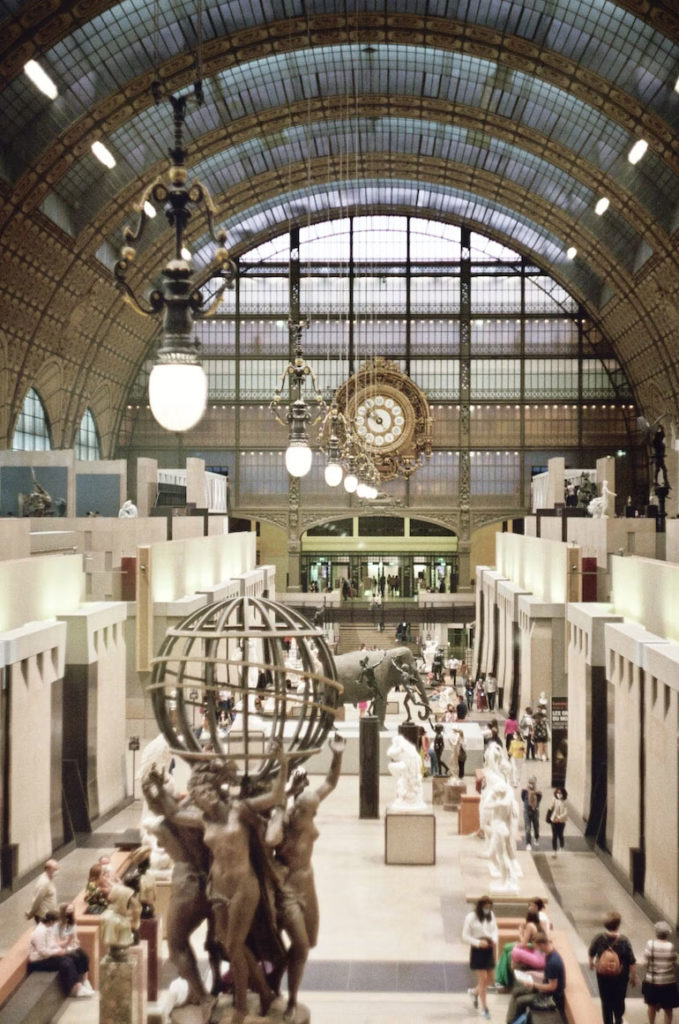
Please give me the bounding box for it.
[652,426,670,488]
[390,658,432,723]
[153,742,288,1024]
[484,779,521,893]
[141,764,223,1008]
[588,479,616,519]
[387,734,427,811]
[267,734,345,1021]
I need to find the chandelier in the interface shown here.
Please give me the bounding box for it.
[114,81,236,432]
[270,316,325,477]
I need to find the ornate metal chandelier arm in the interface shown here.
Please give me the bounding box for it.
[113,267,159,316]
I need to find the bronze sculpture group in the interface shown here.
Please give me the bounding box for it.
[142,734,345,1023]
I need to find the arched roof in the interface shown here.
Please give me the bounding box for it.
[1,1,679,446]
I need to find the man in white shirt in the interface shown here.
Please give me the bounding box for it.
[26,859,59,922]
[448,656,460,683]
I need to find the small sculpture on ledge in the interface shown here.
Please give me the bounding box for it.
[118,499,139,517]
[101,884,136,961]
[387,734,427,812]
[587,479,616,519]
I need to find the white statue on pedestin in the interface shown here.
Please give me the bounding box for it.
[485,778,521,893]
[387,734,427,812]
[588,480,616,519]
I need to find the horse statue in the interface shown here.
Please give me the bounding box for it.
[334,646,430,726]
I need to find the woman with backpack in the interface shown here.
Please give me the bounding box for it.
[588,912,638,1024]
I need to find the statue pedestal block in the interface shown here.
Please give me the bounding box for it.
[99,947,146,1024]
[443,779,467,811]
[458,793,481,834]
[432,776,448,805]
[384,811,436,865]
[139,917,160,1000]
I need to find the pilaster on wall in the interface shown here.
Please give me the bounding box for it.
[566,603,623,831]
[57,603,128,821]
[604,622,670,897]
[497,579,530,712]
[517,597,566,713]
[643,643,679,923]
[3,619,66,876]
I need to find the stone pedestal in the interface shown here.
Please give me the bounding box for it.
[432,776,448,805]
[359,715,380,819]
[139,916,160,1000]
[385,811,436,865]
[458,793,481,834]
[100,947,145,1024]
[443,779,467,811]
[170,995,311,1023]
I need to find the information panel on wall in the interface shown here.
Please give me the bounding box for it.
[551,695,568,789]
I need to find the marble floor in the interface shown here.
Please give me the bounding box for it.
[1,708,660,1024]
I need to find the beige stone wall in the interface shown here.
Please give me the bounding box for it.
[6,620,66,874]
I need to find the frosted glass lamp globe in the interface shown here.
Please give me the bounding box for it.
[149,361,208,432]
[285,442,312,477]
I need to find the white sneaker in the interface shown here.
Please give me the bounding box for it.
[74,986,93,998]
[533,840,539,849]
[82,980,94,992]
[526,843,532,850]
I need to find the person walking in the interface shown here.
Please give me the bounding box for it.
[588,912,638,1024]
[521,775,542,850]
[462,895,498,1020]
[519,706,535,761]
[547,786,568,857]
[504,710,519,752]
[507,731,526,787]
[642,921,679,1024]
[485,672,498,711]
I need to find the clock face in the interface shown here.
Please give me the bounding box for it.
[350,385,415,454]
[334,357,432,482]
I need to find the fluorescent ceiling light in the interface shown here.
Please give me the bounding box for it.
[24,60,58,99]
[91,140,116,168]
[595,197,610,216]
[181,247,192,261]
[675,74,679,93]
[628,139,648,164]
[143,200,156,218]
[566,246,577,260]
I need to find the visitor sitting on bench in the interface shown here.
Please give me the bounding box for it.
[28,910,93,998]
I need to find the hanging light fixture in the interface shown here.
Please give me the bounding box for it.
[114,81,236,432]
[323,403,344,487]
[271,317,324,478]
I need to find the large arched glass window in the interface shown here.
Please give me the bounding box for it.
[75,408,101,460]
[12,388,52,451]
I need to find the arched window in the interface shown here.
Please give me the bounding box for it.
[75,408,101,460]
[12,388,52,451]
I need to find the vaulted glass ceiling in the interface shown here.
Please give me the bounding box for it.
[1,0,678,322]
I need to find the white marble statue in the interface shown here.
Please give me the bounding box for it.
[484,778,521,893]
[588,479,616,519]
[387,734,427,812]
[139,734,175,872]
[118,499,138,517]
[479,742,512,850]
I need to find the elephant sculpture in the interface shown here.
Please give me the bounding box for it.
[334,646,431,727]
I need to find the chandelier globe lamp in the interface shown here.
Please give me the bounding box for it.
[115,81,236,432]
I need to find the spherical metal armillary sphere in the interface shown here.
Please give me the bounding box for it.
[149,595,342,786]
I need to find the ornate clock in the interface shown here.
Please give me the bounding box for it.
[334,358,432,481]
